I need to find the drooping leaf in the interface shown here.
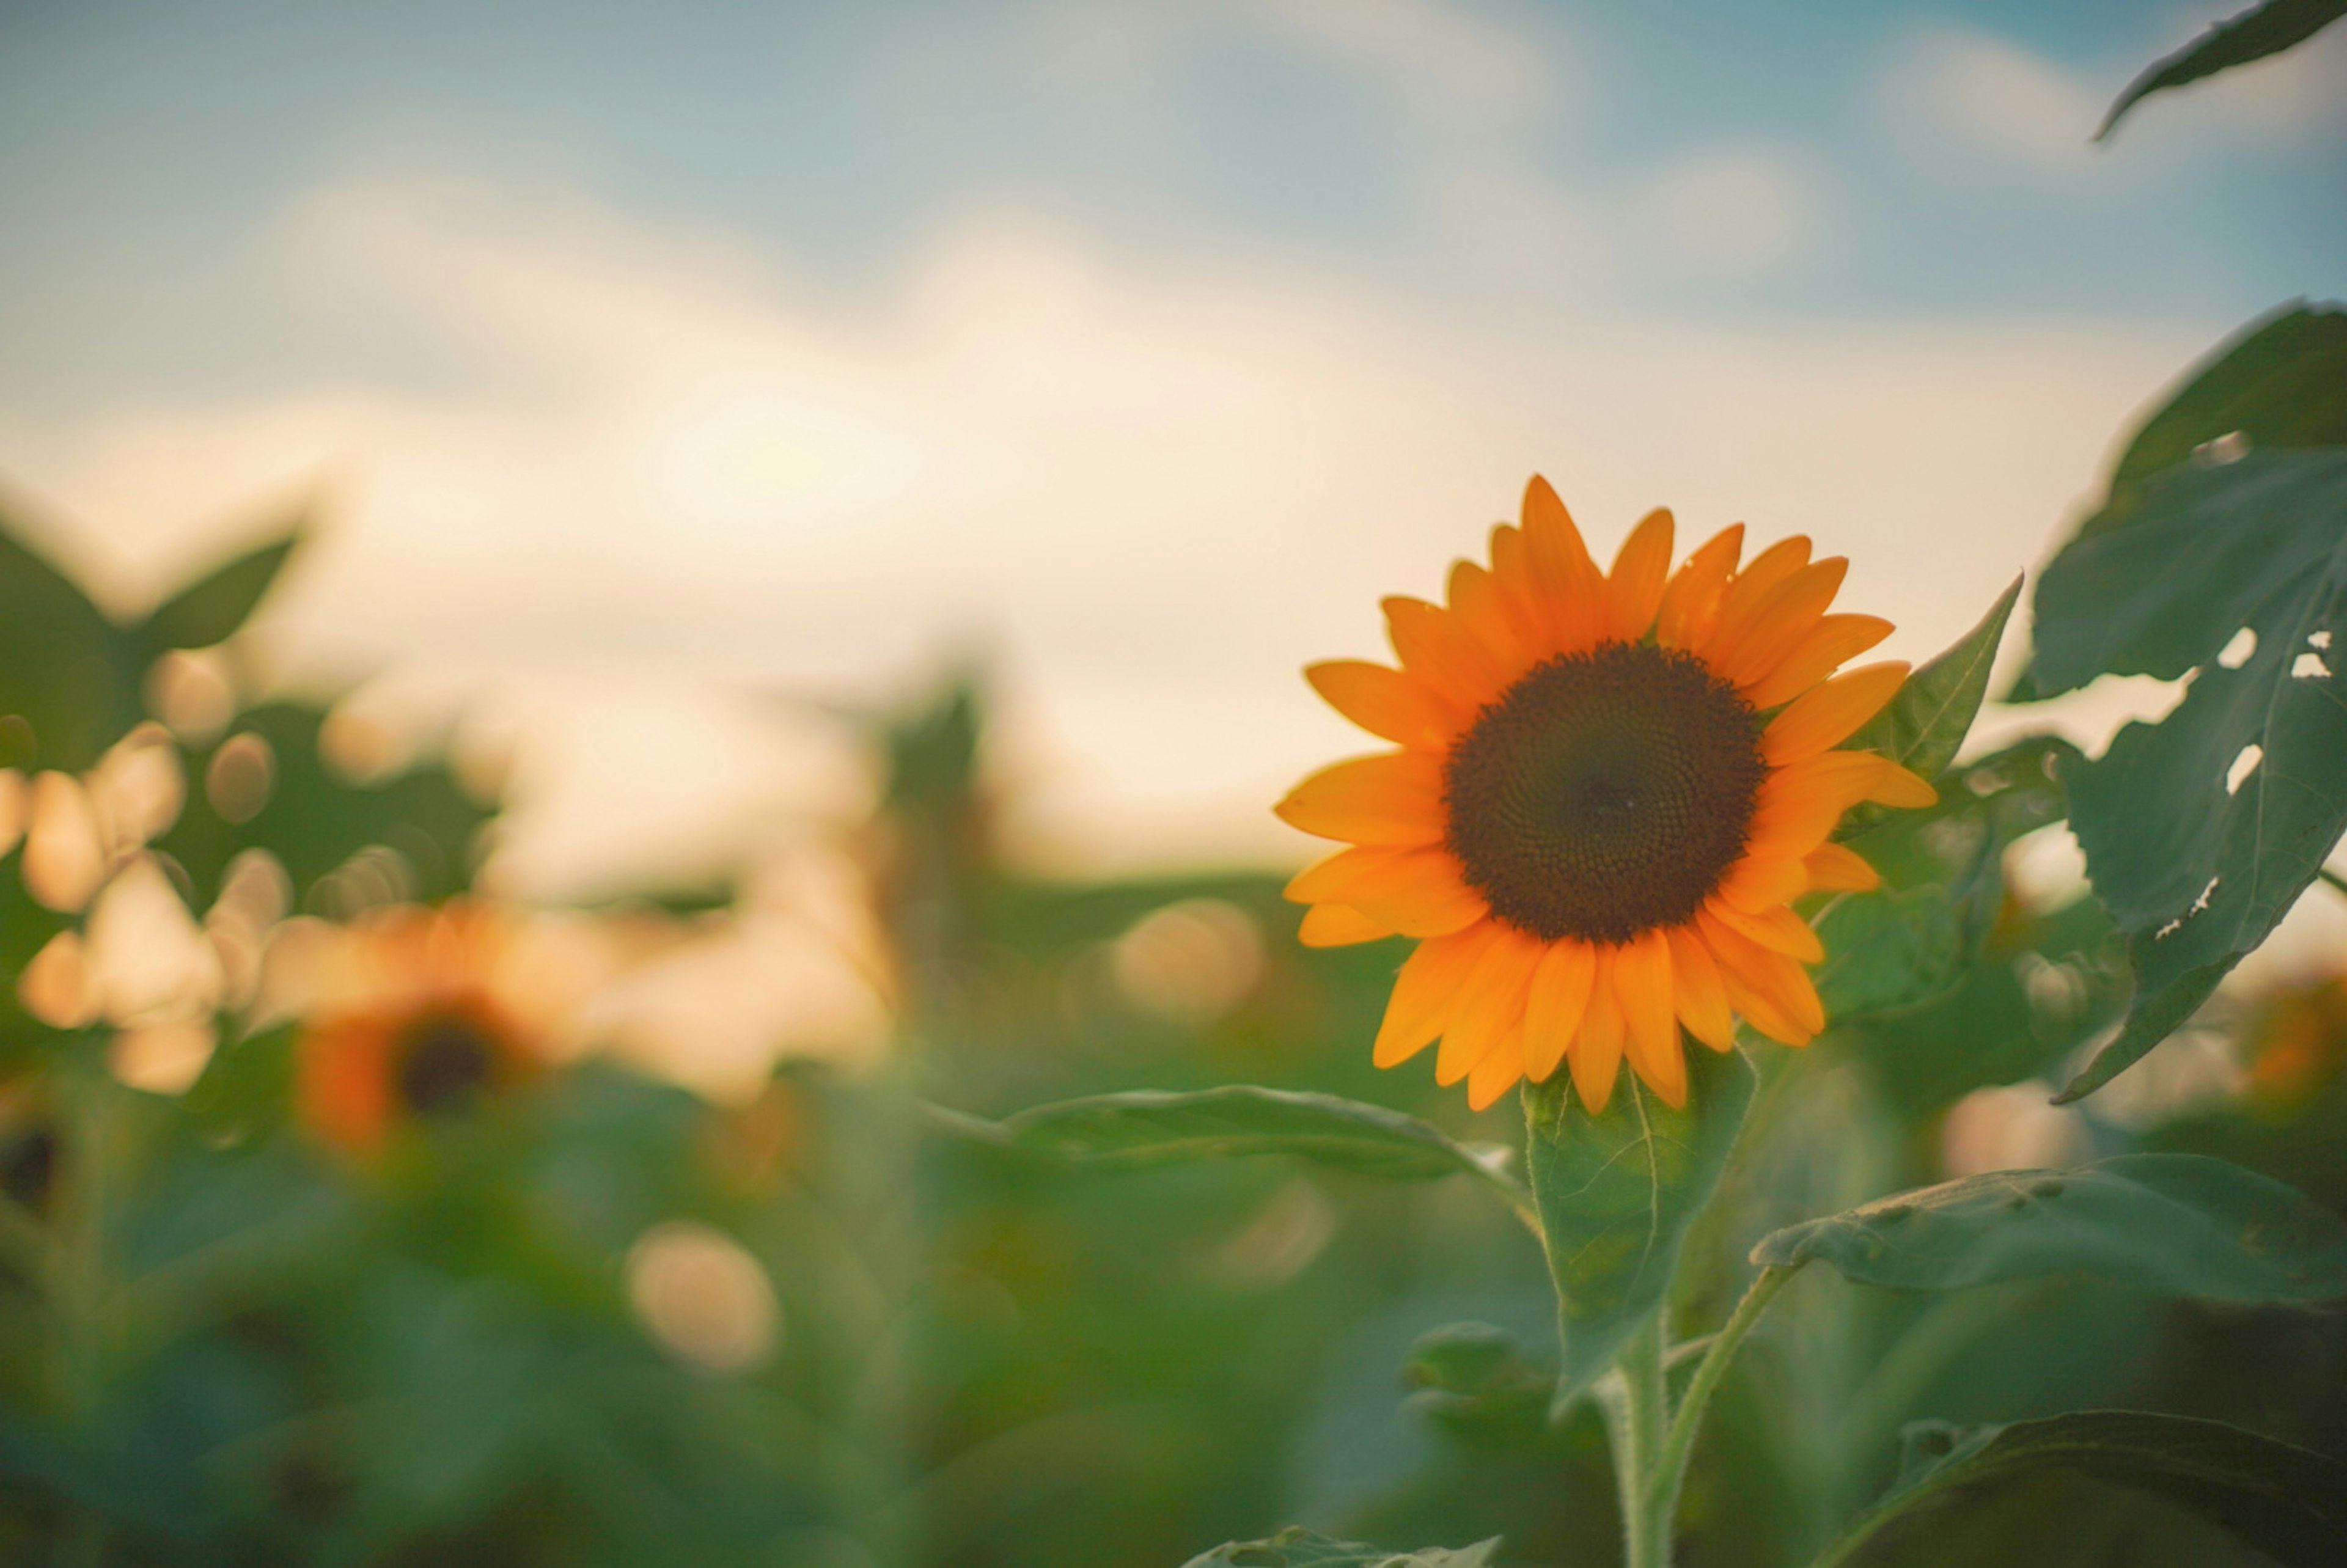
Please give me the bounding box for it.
[1838,575,2021,821]
[1752,1153,2347,1302]
[2015,304,2347,1102]
[2097,0,2347,142]
[1814,1411,2347,1568]
[139,521,303,653]
[1179,1526,1502,1568]
[1001,1086,1530,1211]
[1526,1046,1756,1408]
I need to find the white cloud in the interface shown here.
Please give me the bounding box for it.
[0,174,2213,887]
[1257,0,1560,140]
[1634,142,1827,277]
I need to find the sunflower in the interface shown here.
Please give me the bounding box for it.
[285,902,552,1154]
[1277,477,1936,1115]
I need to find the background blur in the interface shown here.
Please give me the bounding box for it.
[2,5,2346,1566]
[5,0,2343,896]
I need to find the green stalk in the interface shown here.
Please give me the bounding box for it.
[1606,1310,1673,1568]
[1646,1266,1793,1534]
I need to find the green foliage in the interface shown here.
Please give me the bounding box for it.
[2097,0,2347,141]
[2016,304,2347,1101]
[157,702,490,909]
[1752,1153,2347,1301]
[998,1086,1530,1212]
[1178,1526,1501,1568]
[0,500,301,772]
[1814,1411,2347,1567]
[1525,1047,1755,1409]
[1816,735,2077,1040]
[138,523,304,656]
[1838,576,2021,835]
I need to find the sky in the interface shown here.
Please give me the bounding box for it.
[0,0,2341,896]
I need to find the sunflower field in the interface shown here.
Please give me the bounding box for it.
[2,6,2346,1567]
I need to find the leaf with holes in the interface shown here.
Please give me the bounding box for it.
[1526,1046,1755,1409]
[2018,304,2347,1101]
[1001,1086,1530,1211]
[1751,1154,2347,1302]
[1180,1527,1501,1568]
[1813,1411,2347,1568]
[2097,0,2347,141]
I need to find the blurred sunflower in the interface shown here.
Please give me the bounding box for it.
[1279,477,1934,1114]
[283,902,556,1154]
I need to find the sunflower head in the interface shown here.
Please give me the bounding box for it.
[290,902,550,1155]
[1277,477,1935,1115]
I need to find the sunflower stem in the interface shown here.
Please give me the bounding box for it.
[1645,1266,1794,1541]
[1606,1310,1673,1568]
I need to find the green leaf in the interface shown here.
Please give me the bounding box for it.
[181,1024,298,1147]
[1814,1411,2347,1568]
[2107,304,2347,493]
[1001,1086,1530,1211]
[2016,306,2347,1099]
[1526,1046,1756,1408]
[1838,574,2021,807]
[1180,1526,1501,1568]
[0,500,142,771]
[1812,887,1964,1024]
[139,521,303,653]
[155,702,493,908]
[2097,1,2347,142]
[1752,1153,2347,1302]
[1816,735,2078,1028]
[2045,453,2347,1100]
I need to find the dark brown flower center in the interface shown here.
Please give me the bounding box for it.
[1443,642,1766,944]
[395,1013,498,1116]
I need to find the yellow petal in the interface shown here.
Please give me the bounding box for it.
[1700,911,1826,1043]
[1569,948,1624,1114]
[1374,922,1505,1066]
[1715,851,1808,916]
[1306,661,1463,750]
[1802,841,1880,893]
[1701,534,1811,664]
[1466,1022,1528,1110]
[1655,524,1744,651]
[1762,662,1910,766]
[1615,929,1686,1108]
[1299,904,1394,947]
[1274,752,1446,844]
[1449,559,1540,683]
[1384,596,1509,711]
[1435,929,1541,1085]
[1607,508,1675,643]
[1285,846,1488,937]
[1740,614,1893,710]
[1665,925,1736,1050]
[1520,476,1608,654]
[1488,524,1558,661]
[1716,558,1848,689]
[1704,898,1824,964]
[1856,755,1939,808]
[1522,939,1596,1082]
